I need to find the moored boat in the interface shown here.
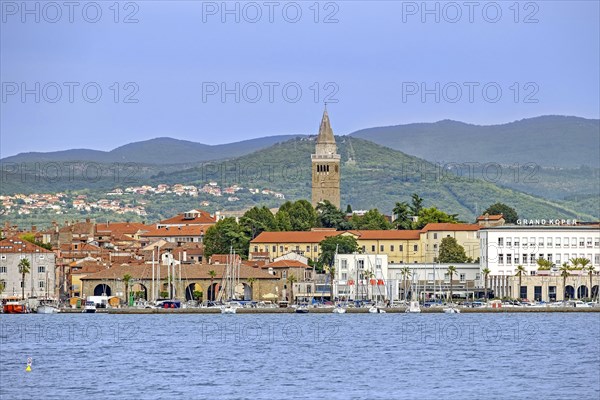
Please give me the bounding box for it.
[443,307,460,314]
[295,305,309,313]
[82,300,97,313]
[221,304,237,314]
[3,301,28,314]
[405,300,421,313]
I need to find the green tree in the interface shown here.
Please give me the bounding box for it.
[123,274,132,305]
[274,210,292,231]
[18,258,30,300]
[278,200,317,231]
[482,267,491,300]
[351,209,391,230]
[515,265,526,300]
[316,200,347,229]
[437,237,467,263]
[482,203,518,224]
[446,265,457,303]
[559,263,571,300]
[392,201,413,230]
[414,207,459,229]
[240,206,277,239]
[536,258,553,270]
[345,204,352,214]
[204,217,250,258]
[318,235,359,270]
[409,193,424,216]
[584,262,595,300]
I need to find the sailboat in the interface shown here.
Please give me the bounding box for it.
[405,270,421,313]
[36,271,59,313]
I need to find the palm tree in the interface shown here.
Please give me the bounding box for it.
[247,277,256,300]
[514,265,526,300]
[536,258,553,271]
[482,267,491,301]
[446,265,457,303]
[400,266,411,301]
[364,269,375,301]
[208,270,217,301]
[18,258,30,300]
[559,262,571,300]
[582,260,594,301]
[569,257,582,270]
[123,274,132,305]
[286,274,297,304]
[327,265,336,301]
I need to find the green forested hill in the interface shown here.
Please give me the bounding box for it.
[145,136,596,221]
[350,116,600,168]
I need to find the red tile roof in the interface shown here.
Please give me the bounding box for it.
[251,230,342,243]
[262,260,310,269]
[420,223,480,232]
[95,222,148,235]
[158,210,217,225]
[476,214,504,221]
[350,230,421,240]
[140,226,207,237]
[0,236,53,253]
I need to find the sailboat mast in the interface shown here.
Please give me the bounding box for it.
[151,247,155,302]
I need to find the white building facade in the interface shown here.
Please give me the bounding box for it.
[479,225,600,299]
[334,253,389,301]
[0,237,57,300]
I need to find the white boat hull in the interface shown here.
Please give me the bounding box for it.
[221,306,237,314]
[333,307,346,314]
[36,305,59,314]
[443,308,460,314]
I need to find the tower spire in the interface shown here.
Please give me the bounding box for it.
[317,105,335,145]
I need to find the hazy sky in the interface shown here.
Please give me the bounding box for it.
[1,1,599,157]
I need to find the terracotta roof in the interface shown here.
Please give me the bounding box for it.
[59,243,102,252]
[81,263,276,280]
[420,223,480,232]
[262,260,311,269]
[140,226,206,237]
[476,214,504,221]
[251,230,342,243]
[59,221,94,234]
[158,210,217,225]
[350,230,421,240]
[95,222,148,235]
[0,236,53,253]
[210,254,242,265]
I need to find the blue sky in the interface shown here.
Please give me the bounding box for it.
[1,0,599,156]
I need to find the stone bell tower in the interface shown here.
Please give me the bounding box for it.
[311,107,340,208]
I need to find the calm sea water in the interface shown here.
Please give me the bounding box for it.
[1,313,599,399]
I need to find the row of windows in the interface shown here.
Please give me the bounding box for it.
[0,255,46,260]
[497,237,599,248]
[363,244,418,253]
[496,253,599,265]
[0,266,46,273]
[255,243,420,254]
[339,259,383,270]
[315,164,331,173]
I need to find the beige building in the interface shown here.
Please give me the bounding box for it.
[250,223,481,265]
[311,107,341,208]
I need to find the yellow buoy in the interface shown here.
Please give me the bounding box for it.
[26,365,31,372]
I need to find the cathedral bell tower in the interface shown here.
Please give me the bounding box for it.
[311,106,341,208]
